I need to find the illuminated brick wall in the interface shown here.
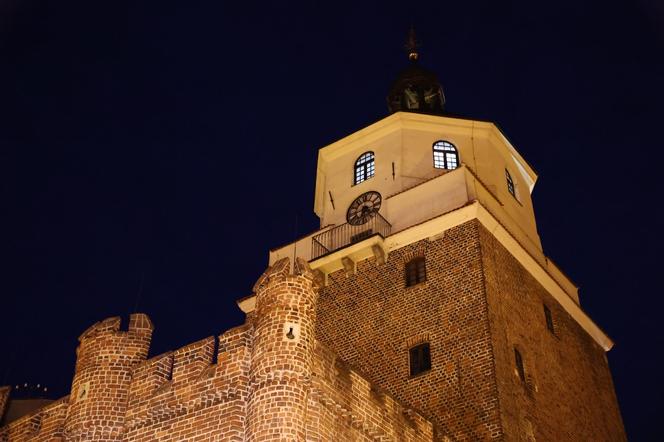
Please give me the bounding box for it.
[0,258,433,442]
[65,314,153,441]
[478,226,626,441]
[316,220,626,441]
[0,226,625,441]
[316,220,499,440]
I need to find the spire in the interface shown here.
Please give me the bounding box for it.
[405,26,420,62]
[387,28,446,115]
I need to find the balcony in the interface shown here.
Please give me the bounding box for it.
[311,213,391,260]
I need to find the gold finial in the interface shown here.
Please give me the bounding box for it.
[405,26,419,61]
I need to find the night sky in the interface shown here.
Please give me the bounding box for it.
[1,0,662,439]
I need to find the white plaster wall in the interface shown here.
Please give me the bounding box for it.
[319,130,402,228]
[385,168,469,234]
[315,113,543,255]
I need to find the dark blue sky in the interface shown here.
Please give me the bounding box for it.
[1,0,662,439]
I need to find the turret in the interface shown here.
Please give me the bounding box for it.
[63,313,153,441]
[246,257,319,441]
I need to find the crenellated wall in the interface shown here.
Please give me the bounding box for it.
[0,257,433,442]
[123,324,252,441]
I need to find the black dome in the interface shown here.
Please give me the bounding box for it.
[387,61,446,115]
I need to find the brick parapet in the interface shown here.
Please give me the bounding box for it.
[0,296,437,442]
[0,396,69,442]
[123,325,252,440]
[74,314,153,367]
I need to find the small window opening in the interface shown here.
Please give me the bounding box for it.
[354,151,375,185]
[514,348,526,382]
[433,140,459,170]
[405,257,426,287]
[544,305,555,334]
[506,169,516,198]
[409,342,431,376]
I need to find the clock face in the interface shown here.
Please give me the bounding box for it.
[346,191,382,225]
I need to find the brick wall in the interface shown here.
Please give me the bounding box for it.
[64,313,153,441]
[247,257,319,441]
[0,397,68,442]
[316,220,500,441]
[0,235,624,441]
[1,257,434,442]
[308,341,434,441]
[316,219,625,441]
[478,225,626,441]
[123,324,251,441]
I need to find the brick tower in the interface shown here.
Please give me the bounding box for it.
[63,314,153,441]
[264,43,626,440]
[246,257,319,441]
[0,37,626,442]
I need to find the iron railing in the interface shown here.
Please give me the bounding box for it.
[311,213,391,260]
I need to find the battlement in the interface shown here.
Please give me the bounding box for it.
[124,324,252,437]
[0,267,435,442]
[75,313,153,367]
[78,313,153,341]
[127,324,252,405]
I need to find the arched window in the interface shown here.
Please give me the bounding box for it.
[433,141,459,170]
[354,151,375,185]
[505,169,516,198]
[405,257,426,287]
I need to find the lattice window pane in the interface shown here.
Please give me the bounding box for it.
[354,152,375,184]
[433,141,459,170]
[444,152,458,169]
[433,151,445,168]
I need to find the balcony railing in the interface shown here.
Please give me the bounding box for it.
[311,213,391,260]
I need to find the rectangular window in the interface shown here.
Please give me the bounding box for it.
[544,305,555,334]
[409,343,431,376]
[405,257,426,287]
